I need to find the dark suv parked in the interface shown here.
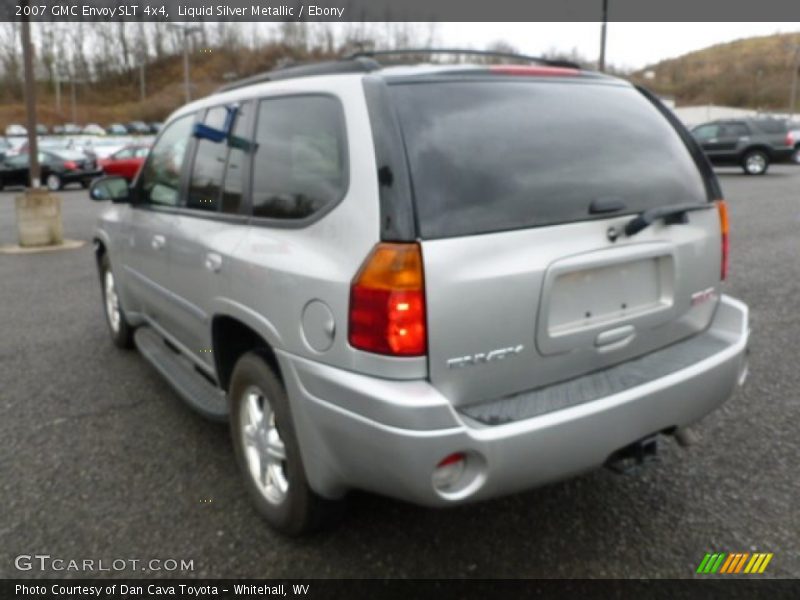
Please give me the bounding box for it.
[691,118,795,175]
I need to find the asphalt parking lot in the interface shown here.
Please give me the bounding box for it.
[1,167,799,579]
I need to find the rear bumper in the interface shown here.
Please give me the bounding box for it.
[771,148,796,163]
[278,295,749,507]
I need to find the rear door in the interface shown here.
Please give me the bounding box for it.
[716,121,750,159]
[389,78,722,407]
[165,103,253,369]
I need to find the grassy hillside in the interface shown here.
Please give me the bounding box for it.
[4,30,800,129]
[630,32,800,110]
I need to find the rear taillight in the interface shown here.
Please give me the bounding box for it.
[717,200,729,281]
[786,132,794,147]
[63,160,78,170]
[348,243,426,356]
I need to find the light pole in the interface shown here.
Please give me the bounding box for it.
[169,24,201,103]
[598,0,609,72]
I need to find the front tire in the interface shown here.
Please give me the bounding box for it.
[742,149,769,175]
[100,254,134,348]
[229,352,342,535]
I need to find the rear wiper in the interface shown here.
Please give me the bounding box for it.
[624,203,712,237]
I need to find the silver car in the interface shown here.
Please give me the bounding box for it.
[90,52,750,534]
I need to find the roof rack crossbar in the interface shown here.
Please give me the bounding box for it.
[343,48,581,70]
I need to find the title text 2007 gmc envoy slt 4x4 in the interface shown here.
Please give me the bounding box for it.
[89,50,750,534]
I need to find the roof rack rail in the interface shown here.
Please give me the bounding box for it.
[216,56,381,93]
[344,48,582,70]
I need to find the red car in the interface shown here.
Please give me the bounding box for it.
[98,145,150,181]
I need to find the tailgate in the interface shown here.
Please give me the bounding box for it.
[422,210,721,406]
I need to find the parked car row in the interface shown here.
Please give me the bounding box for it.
[0,149,102,191]
[4,121,162,138]
[690,117,798,175]
[0,139,151,190]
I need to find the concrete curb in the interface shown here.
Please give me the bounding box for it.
[0,239,86,255]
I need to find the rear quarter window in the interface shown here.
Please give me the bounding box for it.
[389,80,709,239]
[250,95,347,221]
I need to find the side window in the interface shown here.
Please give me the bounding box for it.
[251,95,347,220]
[721,123,749,137]
[115,148,134,159]
[692,124,719,140]
[187,107,229,211]
[138,115,194,206]
[135,147,150,159]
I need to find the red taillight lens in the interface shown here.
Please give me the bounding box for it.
[717,200,729,281]
[348,243,426,356]
[489,65,580,77]
[63,160,78,170]
[785,132,794,147]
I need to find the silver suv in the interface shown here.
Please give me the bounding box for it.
[90,51,750,534]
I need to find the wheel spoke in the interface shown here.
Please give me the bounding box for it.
[243,424,258,448]
[246,393,263,427]
[267,429,286,462]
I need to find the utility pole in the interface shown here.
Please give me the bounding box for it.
[598,0,608,72]
[20,6,39,188]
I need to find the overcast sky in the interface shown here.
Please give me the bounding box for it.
[436,22,800,70]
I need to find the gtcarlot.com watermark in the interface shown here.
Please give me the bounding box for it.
[15,554,194,573]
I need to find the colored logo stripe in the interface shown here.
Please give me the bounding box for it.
[697,552,773,574]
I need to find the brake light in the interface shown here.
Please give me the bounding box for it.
[63,160,78,170]
[786,132,795,147]
[489,65,580,77]
[348,243,426,356]
[717,200,729,280]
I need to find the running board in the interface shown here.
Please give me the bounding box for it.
[134,326,228,421]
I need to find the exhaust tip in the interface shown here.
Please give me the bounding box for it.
[605,435,659,475]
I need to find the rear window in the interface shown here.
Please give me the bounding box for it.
[752,119,788,134]
[389,80,708,239]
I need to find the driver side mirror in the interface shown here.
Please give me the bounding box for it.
[90,176,130,203]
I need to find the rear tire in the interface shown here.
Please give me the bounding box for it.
[100,254,134,349]
[741,149,769,175]
[229,352,343,535]
[46,173,63,191]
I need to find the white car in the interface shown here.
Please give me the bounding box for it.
[82,123,106,136]
[5,124,27,137]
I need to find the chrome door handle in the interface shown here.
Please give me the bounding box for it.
[151,234,166,250]
[204,252,222,273]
